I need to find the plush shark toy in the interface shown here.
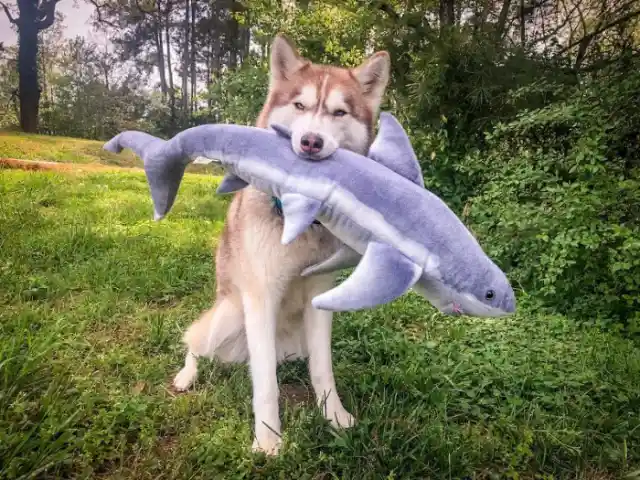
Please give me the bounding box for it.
[104,113,516,317]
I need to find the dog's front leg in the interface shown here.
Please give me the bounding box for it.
[242,291,282,455]
[304,275,355,429]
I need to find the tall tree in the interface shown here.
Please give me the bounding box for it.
[1,0,62,132]
[181,0,189,114]
[190,0,196,114]
[164,0,176,119]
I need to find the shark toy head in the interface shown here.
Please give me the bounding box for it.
[413,263,516,318]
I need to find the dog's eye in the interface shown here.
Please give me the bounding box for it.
[485,290,495,300]
[333,109,347,117]
[294,102,305,111]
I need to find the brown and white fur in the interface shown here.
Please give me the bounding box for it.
[172,35,390,455]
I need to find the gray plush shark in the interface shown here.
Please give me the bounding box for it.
[104,113,516,317]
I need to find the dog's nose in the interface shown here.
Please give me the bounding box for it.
[300,133,324,154]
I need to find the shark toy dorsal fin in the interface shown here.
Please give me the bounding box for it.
[368,112,425,188]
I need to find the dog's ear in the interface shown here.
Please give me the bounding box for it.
[352,51,391,107]
[270,34,307,83]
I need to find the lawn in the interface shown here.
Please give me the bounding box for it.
[0,131,222,175]
[1,166,640,479]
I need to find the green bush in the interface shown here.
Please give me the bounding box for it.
[203,60,269,126]
[463,70,640,333]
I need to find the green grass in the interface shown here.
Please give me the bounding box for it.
[1,168,639,479]
[0,131,222,174]
[0,131,142,167]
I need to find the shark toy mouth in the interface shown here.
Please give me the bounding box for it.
[438,301,463,316]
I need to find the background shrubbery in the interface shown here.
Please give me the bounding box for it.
[464,69,640,333]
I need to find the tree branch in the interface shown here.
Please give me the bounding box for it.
[557,7,640,56]
[376,1,428,30]
[518,0,552,18]
[87,0,121,29]
[36,0,62,30]
[568,51,640,74]
[530,1,581,46]
[0,1,18,25]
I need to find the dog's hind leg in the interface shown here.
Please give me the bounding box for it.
[173,297,246,391]
[173,350,199,392]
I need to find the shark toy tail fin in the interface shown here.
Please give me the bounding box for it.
[104,131,187,221]
[103,131,165,159]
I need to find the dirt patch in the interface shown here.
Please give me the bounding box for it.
[0,157,143,173]
[279,383,314,407]
[0,157,220,176]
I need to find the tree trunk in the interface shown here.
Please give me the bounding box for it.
[18,19,40,132]
[39,36,47,105]
[439,0,455,30]
[495,0,513,40]
[165,8,176,119]
[240,17,250,64]
[182,0,189,114]
[228,1,240,69]
[519,0,526,45]
[212,33,221,75]
[206,48,211,110]
[155,25,168,101]
[190,0,196,114]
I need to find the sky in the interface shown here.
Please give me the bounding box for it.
[0,1,163,84]
[0,1,99,46]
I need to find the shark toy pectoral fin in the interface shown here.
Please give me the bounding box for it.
[301,245,362,277]
[104,130,188,220]
[311,242,422,311]
[216,173,249,194]
[280,193,323,245]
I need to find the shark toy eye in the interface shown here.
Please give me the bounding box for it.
[485,290,495,300]
[294,102,305,111]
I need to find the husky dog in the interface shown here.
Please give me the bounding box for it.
[172,34,390,455]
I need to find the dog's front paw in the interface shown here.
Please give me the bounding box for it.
[172,365,197,391]
[326,406,356,429]
[252,431,282,456]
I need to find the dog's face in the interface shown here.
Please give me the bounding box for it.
[257,35,391,160]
